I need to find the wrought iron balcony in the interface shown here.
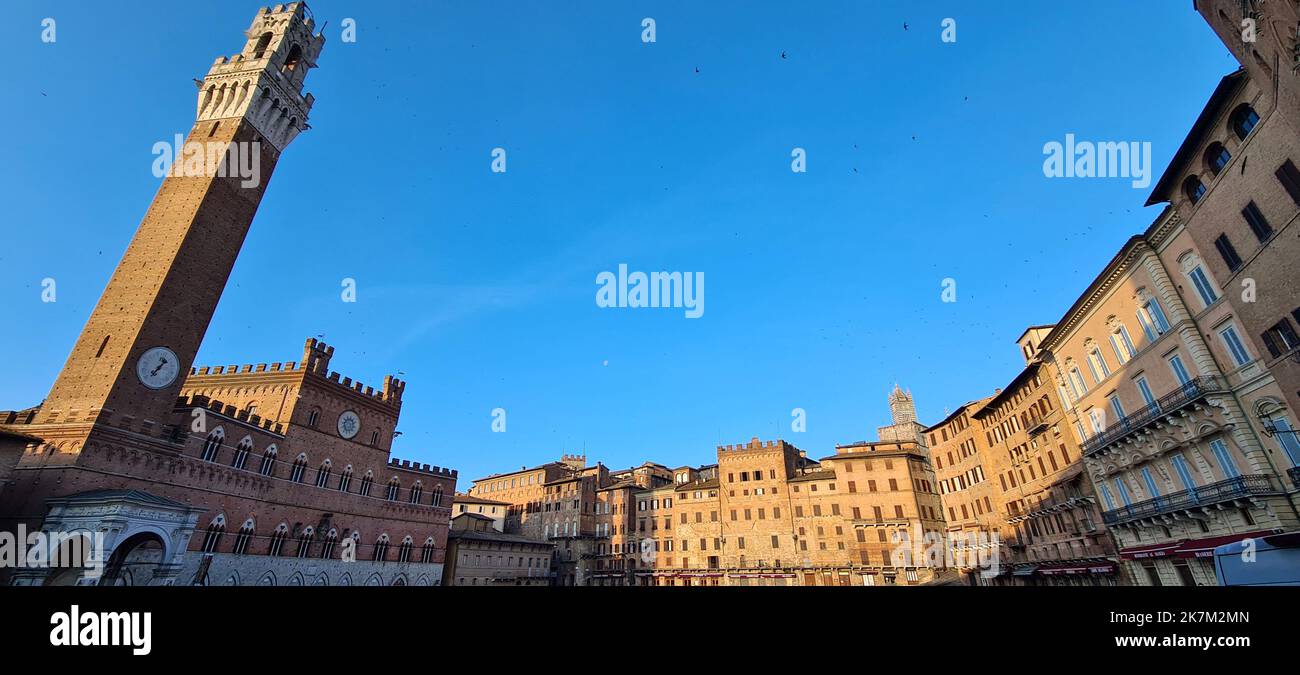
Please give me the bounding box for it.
[1101,474,1278,525]
[1082,376,1227,457]
[1288,466,1300,490]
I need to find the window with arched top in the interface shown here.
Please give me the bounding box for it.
[431,485,444,507]
[232,518,255,555]
[1183,175,1207,203]
[231,436,253,470]
[268,523,289,557]
[409,481,423,504]
[398,536,414,563]
[338,465,354,492]
[201,428,224,463]
[315,459,332,488]
[421,537,436,564]
[289,453,308,483]
[252,31,273,59]
[296,526,315,559]
[320,528,339,560]
[201,515,226,553]
[359,471,374,497]
[282,43,303,72]
[386,477,401,501]
[373,534,391,562]
[1204,142,1231,175]
[1230,103,1260,140]
[306,408,320,428]
[259,444,278,477]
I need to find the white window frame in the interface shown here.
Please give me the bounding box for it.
[1208,439,1240,479]
[1187,265,1219,308]
[1135,375,1156,406]
[1218,323,1252,367]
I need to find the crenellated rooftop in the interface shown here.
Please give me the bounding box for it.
[388,457,456,479]
[717,437,793,453]
[176,394,285,435]
[186,338,406,409]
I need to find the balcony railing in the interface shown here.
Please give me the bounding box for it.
[1082,376,1227,457]
[1101,474,1278,525]
[1288,466,1300,490]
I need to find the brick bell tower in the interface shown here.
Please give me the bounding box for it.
[35,4,324,434]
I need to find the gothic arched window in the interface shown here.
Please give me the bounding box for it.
[232,519,255,555]
[200,515,226,553]
[259,444,277,476]
[289,453,308,483]
[296,526,314,559]
[268,523,289,556]
[372,534,390,562]
[320,528,339,560]
[315,459,332,488]
[201,428,224,463]
[231,436,252,470]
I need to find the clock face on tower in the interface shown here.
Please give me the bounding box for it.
[136,346,180,390]
[337,410,361,439]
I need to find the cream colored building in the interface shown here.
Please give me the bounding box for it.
[1039,220,1299,586]
[451,494,509,532]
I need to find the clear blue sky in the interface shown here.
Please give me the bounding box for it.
[0,1,1239,483]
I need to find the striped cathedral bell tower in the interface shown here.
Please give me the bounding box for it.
[35,4,325,438]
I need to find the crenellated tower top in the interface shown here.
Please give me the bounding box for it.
[196,3,325,150]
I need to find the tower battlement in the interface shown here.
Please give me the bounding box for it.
[717,437,790,453]
[186,338,405,408]
[195,2,324,150]
[388,457,457,479]
[177,394,285,435]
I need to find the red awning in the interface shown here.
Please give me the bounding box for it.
[1172,530,1281,559]
[1037,561,1117,576]
[1119,541,1184,560]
